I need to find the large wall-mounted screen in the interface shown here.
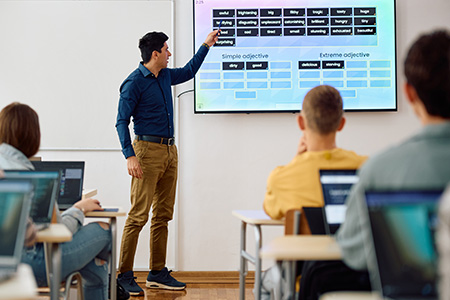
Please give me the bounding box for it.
[193,0,397,113]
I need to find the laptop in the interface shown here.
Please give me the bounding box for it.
[0,180,33,282]
[365,190,442,300]
[319,169,358,234]
[31,161,85,210]
[3,170,61,230]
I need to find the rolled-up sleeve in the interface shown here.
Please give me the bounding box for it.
[59,206,84,234]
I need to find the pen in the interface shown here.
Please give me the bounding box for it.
[216,20,223,36]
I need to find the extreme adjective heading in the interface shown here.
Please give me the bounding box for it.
[320,52,370,59]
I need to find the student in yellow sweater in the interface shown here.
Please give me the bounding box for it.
[261,85,367,300]
[263,84,367,223]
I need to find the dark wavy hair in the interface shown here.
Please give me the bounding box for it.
[404,30,450,118]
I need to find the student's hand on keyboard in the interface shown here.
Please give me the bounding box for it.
[74,198,103,214]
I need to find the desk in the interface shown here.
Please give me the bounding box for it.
[320,291,381,300]
[82,188,97,200]
[36,223,72,300]
[0,264,37,300]
[260,235,341,300]
[86,207,126,300]
[232,210,284,300]
[260,235,341,261]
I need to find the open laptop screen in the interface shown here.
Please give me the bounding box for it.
[0,181,33,268]
[3,171,60,225]
[319,169,358,234]
[365,190,441,299]
[31,161,84,209]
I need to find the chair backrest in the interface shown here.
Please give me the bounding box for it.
[284,208,312,235]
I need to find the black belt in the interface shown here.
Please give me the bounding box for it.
[136,135,175,146]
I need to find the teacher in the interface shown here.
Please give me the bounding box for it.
[115,30,218,296]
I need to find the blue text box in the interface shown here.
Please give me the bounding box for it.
[370,61,391,68]
[271,81,292,88]
[235,91,257,99]
[200,82,220,89]
[299,81,320,88]
[323,81,344,88]
[247,82,268,89]
[323,71,344,78]
[299,71,321,78]
[201,62,221,70]
[224,82,245,89]
[247,72,268,79]
[347,80,367,87]
[346,61,367,68]
[271,72,291,79]
[370,70,391,78]
[370,80,391,87]
[224,72,245,79]
[200,72,221,80]
[340,90,356,97]
[270,62,291,69]
[347,71,367,78]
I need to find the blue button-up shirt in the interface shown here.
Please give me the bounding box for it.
[116,45,209,158]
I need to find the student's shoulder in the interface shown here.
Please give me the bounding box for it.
[363,139,413,169]
[268,154,311,179]
[337,148,368,163]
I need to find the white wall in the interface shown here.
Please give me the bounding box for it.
[173,0,450,271]
[15,0,450,271]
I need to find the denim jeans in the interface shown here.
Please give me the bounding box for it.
[22,222,111,300]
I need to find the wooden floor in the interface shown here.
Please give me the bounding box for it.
[37,271,256,300]
[132,271,255,300]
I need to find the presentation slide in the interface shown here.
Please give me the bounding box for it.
[193,0,397,113]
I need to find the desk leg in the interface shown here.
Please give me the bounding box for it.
[274,261,283,300]
[276,261,295,300]
[239,221,247,300]
[46,243,62,300]
[110,217,117,300]
[254,225,262,300]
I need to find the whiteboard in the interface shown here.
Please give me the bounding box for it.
[0,0,173,149]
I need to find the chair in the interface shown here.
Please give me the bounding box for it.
[273,208,313,300]
[284,208,312,235]
[37,243,84,300]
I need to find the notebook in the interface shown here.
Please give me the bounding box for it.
[319,169,358,234]
[31,161,85,210]
[0,180,33,282]
[3,170,61,230]
[365,190,442,300]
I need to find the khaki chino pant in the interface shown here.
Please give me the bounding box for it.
[119,139,178,272]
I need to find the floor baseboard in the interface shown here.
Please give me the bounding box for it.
[134,271,255,285]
